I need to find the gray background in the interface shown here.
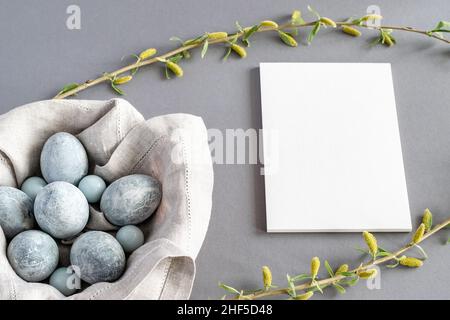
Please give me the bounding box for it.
[0,0,449,299]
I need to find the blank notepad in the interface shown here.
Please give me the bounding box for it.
[260,63,412,232]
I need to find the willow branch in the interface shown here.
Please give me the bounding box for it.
[237,217,450,300]
[53,18,449,99]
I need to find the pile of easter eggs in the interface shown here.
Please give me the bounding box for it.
[0,132,162,296]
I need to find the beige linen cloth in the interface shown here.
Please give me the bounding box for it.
[0,98,213,299]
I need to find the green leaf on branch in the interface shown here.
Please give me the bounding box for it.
[379,28,396,46]
[427,21,450,39]
[130,54,140,75]
[377,252,392,257]
[286,274,296,297]
[201,39,209,58]
[183,34,208,46]
[219,282,240,295]
[333,283,346,294]
[242,24,260,47]
[386,261,399,268]
[339,271,357,277]
[222,47,232,61]
[290,273,311,282]
[170,38,192,59]
[309,283,327,293]
[307,5,321,19]
[355,247,369,255]
[413,244,428,259]
[372,247,392,259]
[164,66,171,79]
[437,21,450,28]
[110,83,124,95]
[168,53,183,63]
[57,82,79,95]
[351,16,369,26]
[341,276,359,286]
[182,50,191,59]
[351,17,363,26]
[371,28,396,47]
[324,260,334,277]
[308,21,321,44]
[432,20,450,33]
[169,36,184,44]
[235,21,244,33]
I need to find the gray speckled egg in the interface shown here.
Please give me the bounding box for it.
[40,132,88,185]
[21,176,47,201]
[116,225,145,253]
[34,181,89,239]
[49,267,80,296]
[0,187,34,239]
[70,231,125,284]
[7,230,59,282]
[100,174,162,226]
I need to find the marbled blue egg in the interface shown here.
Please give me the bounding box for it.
[40,132,88,185]
[78,175,106,203]
[70,231,126,284]
[49,267,80,296]
[21,176,47,200]
[100,174,162,226]
[0,187,34,239]
[34,181,89,239]
[116,225,145,253]
[7,230,59,282]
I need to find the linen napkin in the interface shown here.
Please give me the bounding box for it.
[0,98,213,300]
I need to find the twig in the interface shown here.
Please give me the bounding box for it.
[53,15,449,99]
[234,217,450,300]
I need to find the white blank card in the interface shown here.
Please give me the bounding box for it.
[260,63,412,232]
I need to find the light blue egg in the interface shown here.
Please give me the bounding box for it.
[116,225,145,253]
[101,174,162,226]
[78,175,106,203]
[34,181,89,239]
[0,187,34,239]
[70,231,125,284]
[40,132,88,185]
[49,267,80,296]
[7,230,59,282]
[21,176,47,201]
